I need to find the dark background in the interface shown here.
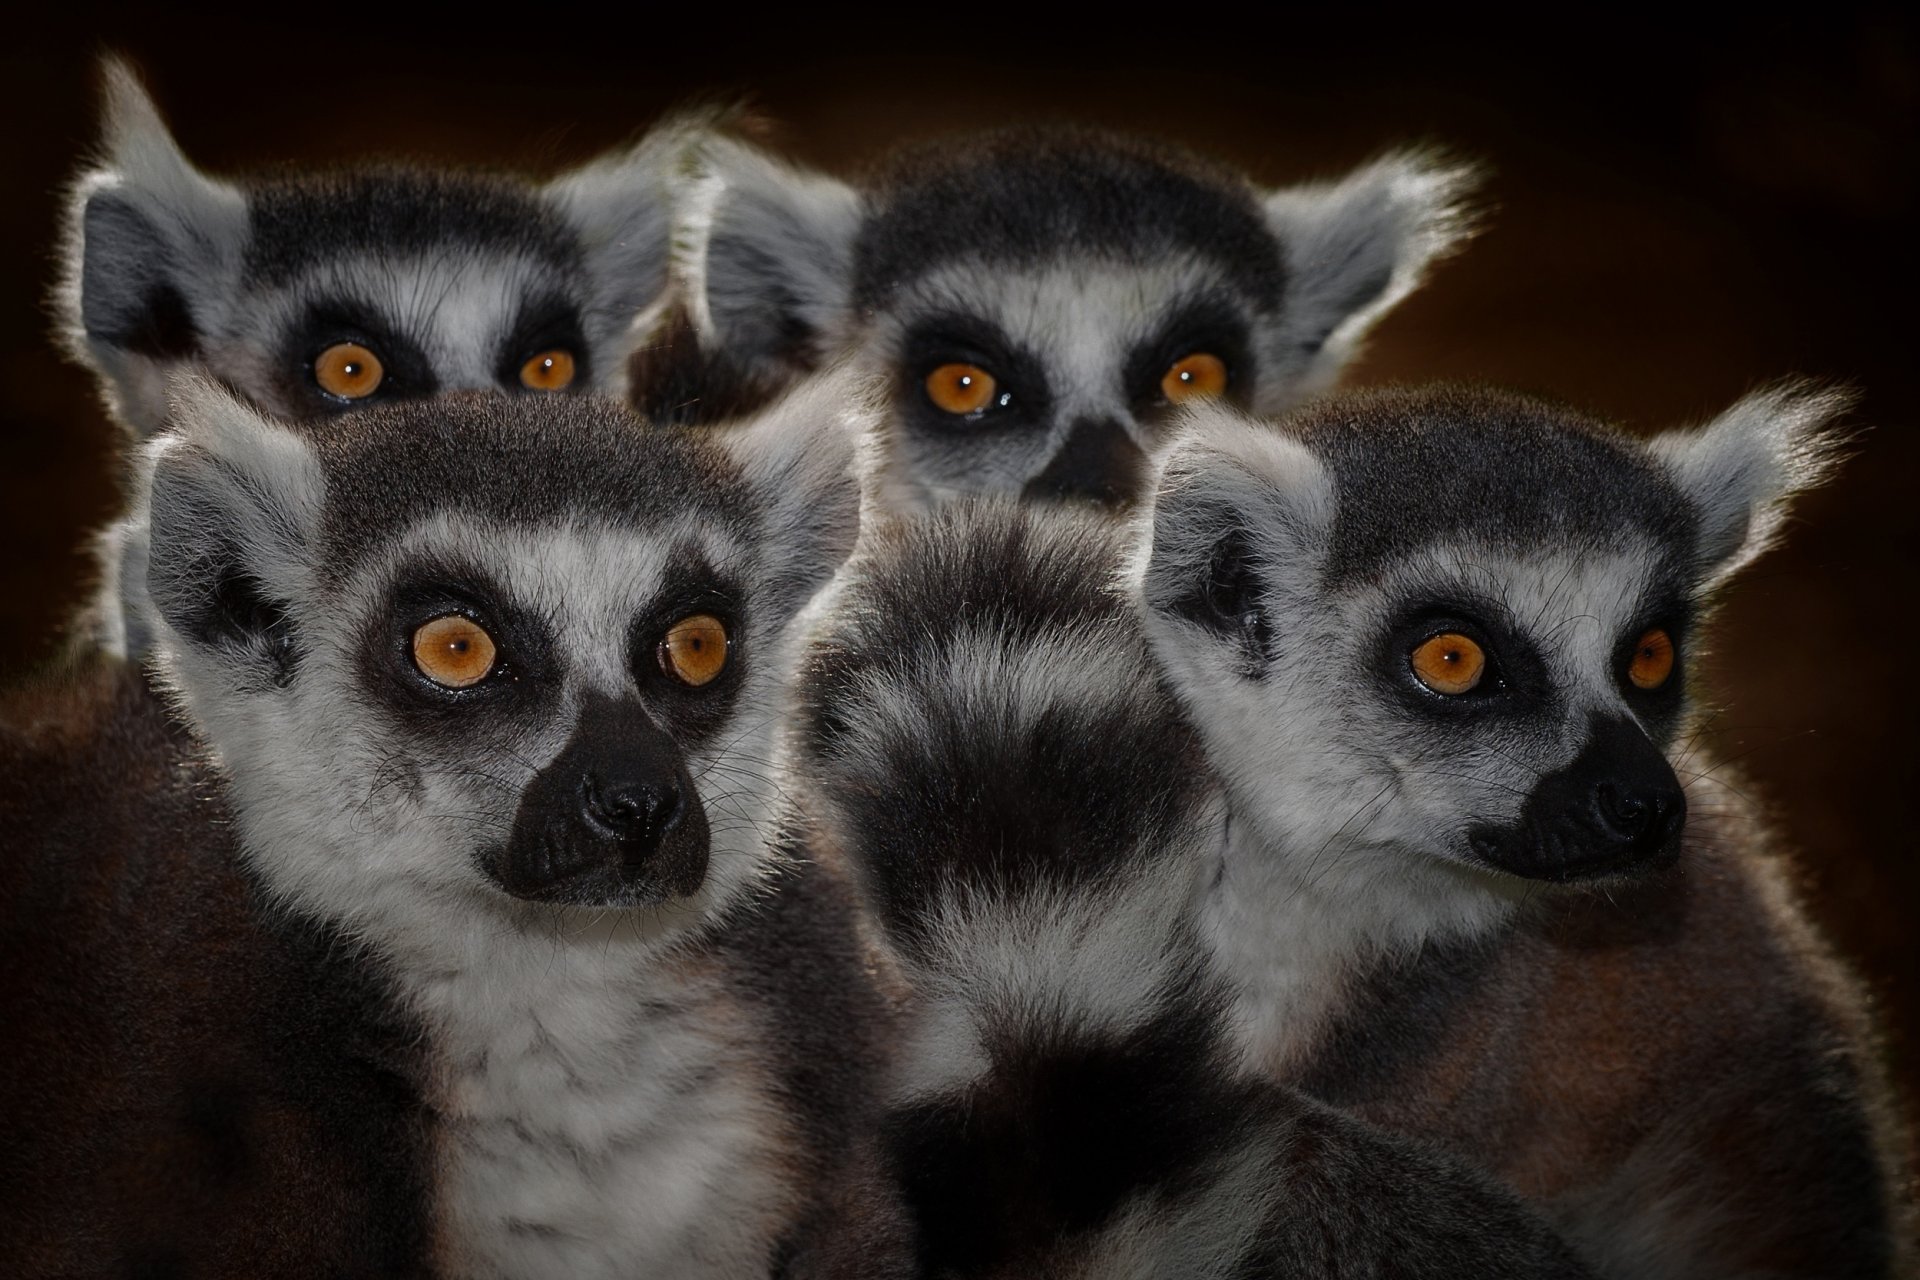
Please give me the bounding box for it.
[3,11,1916,1105]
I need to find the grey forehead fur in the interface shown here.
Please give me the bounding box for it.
[301,393,751,581]
[242,167,582,287]
[1292,385,1701,585]
[851,125,1287,312]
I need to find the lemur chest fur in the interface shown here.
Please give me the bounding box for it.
[416,935,796,1279]
[1202,820,1520,1075]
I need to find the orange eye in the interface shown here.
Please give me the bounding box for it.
[411,615,497,689]
[925,363,998,416]
[660,614,730,688]
[1628,628,1676,691]
[1410,632,1487,696]
[1161,353,1228,403]
[520,349,576,392]
[314,342,385,400]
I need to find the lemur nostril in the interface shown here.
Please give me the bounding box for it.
[1594,780,1687,849]
[582,774,682,842]
[1594,781,1653,838]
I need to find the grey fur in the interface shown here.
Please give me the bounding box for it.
[657,126,1477,509]
[58,58,697,658]
[136,373,906,1278]
[787,500,1593,1277]
[1135,384,1908,1277]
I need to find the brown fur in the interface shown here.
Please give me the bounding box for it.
[1295,770,1915,1277]
[0,659,436,1277]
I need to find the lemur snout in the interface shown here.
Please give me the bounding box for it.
[1467,714,1685,882]
[490,697,711,906]
[581,772,684,850]
[1023,418,1145,506]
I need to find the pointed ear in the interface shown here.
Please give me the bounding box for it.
[1138,401,1333,671]
[1647,381,1851,589]
[683,134,863,387]
[1263,149,1481,395]
[140,374,324,686]
[544,116,707,388]
[718,363,879,622]
[60,56,248,436]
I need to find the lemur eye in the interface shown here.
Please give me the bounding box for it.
[314,342,386,400]
[1410,632,1486,696]
[411,615,498,689]
[1161,353,1228,403]
[520,349,576,392]
[1628,628,1676,690]
[925,363,998,416]
[659,614,730,688]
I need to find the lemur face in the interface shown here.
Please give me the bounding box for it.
[63,60,681,438]
[1141,386,1843,884]
[140,378,858,938]
[661,127,1477,509]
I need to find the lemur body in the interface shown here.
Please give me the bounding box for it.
[648,126,1474,507]
[0,381,908,1278]
[789,500,1593,1277]
[1137,386,1911,1277]
[59,60,685,658]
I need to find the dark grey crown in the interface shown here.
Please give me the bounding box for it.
[852,126,1287,311]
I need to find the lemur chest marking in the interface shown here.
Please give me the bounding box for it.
[422,939,795,1279]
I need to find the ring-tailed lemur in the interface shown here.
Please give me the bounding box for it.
[787,499,1594,1276]
[1135,385,1911,1277]
[0,376,912,1278]
[641,125,1475,509]
[58,57,691,658]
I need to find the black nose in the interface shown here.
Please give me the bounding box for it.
[1593,778,1686,852]
[581,773,683,847]
[1464,713,1687,882]
[487,695,711,906]
[1023,418,1147,506]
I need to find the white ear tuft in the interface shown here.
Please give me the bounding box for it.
[1647,380,1853,588]
[60,56,247,436]
[717,361,881,620]
[1263,148,1484,398]
[545,112,722,386]
[139,373,325,674]
[685,134,863,376]
[1137,400,1333,629]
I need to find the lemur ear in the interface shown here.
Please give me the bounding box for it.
[545,117,703,387]
[142,374,324,685]
[1139,401,1333,669]
[61,56,248,437]
[1262,149,1480,396]
[682,135,863,388]
[717,364,877,622]
[1648,381,1851,590]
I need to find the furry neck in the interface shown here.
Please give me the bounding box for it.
[1200,803,1525,1073]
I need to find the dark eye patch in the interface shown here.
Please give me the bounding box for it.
[1373,597,1557,727]
[496,293,590,391]
[896,313,1054,435]
[360,560,560,737]
[627,551,751,750]
[283,298,438,416]
[1123,295,1254,420]
[1612,592,1695,744]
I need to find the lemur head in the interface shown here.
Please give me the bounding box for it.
[61,58,684,438]
[138,375,858,949]
[1139,384,1845,885]
[663,126,1477,508]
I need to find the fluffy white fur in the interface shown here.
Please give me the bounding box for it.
[1135,393,1845,1069]
[137,377,857,1278]
[1262,148,1481,392]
